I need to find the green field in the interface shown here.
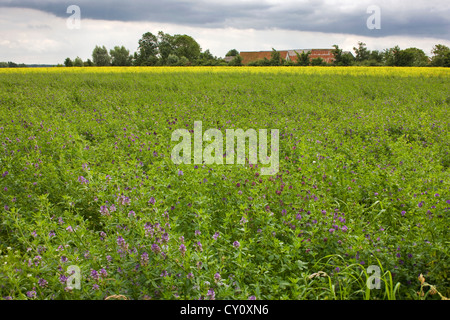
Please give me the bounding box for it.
[0,66,449,300]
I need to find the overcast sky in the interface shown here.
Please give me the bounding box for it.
[1,0,449,64]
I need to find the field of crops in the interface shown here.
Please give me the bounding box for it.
[0,66,449,300]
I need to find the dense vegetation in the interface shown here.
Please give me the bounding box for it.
[0,67,449,300]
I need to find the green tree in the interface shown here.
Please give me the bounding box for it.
[430,44,450,67]
[270,48,282,66]
[166,54,180,66]
[135,32,159,66]
[228,55,242,66]
[368,50,384,65]
[386,46,414,66]
[172,34,201,63]
[295,50,311,66]
[353,41,370,62]
[64,57,73,67]
[403,48,428,66]
[311,57,326,66]
[226,49,239,57]
[110,46,132,66]
[84,59,94,67]
[157,31,175,65]
[332,45,353,66]
[73,56,83,67]
[92,45,111,66]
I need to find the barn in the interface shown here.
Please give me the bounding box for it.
[239,49,338,65]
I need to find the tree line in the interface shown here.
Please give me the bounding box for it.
[246,43,450,67]
[62,31,235,68]
[1,31,449,67]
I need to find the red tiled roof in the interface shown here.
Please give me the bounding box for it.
[240,51,289,65]
[240,49,337,65]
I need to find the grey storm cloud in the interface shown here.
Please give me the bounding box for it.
[1,0,449,39]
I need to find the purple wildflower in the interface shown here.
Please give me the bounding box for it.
[206,289,215,300]
[233,241,240,248]
[140,252,149,266]
[38,278,48,288]
[179,244,186,256]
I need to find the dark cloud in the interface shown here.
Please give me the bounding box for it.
[1,0,449,39]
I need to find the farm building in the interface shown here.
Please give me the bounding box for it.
[239,49,350,65]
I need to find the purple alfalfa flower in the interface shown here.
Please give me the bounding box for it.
[281,209,287,216]
[160,270,168,277]
[401,211,406,217]
[187,272,194,279]
[48,231,56,238]
[195,230,201,236]
[106,255,112,262]
[100,231,107,240]
[58,217,64,225]
[26,289,37,299]
[148,197,156,205]
[418,201,423,208]
[206,288,215,300]
[140,252,149,266]
[248,295,256,300]
[212,232,220,240]
[90,269,99,281]
[162,232,169,243]
[59,274,68,284]
[214,273,221,281]
[233,241,240,248]
[61,256,68,263]
[78,176,89,184]
[179,244,186,256]
[109,204,117,212]
[99,268,107,278]
[329,228,335,234]
[151,243,161,254]
[1,171,8,177]
[66,226,73,232]
[434,193,439,197]
[118,195,131,206]
[196,241,203,252]
[117,236,125,246]
[341,225,348,232]
[92,284,99,290]
[178,170,183,176]
[296,213,302,221]
[128,210,135,218]
[38,278,48,288]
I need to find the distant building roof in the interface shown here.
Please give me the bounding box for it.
[239,51,289,65]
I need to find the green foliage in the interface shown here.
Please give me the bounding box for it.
[64,58,73,67]
[270,48,282,66]
[0,67,449,300]
[226,49,239,57]
[135,32,159,66]
[92,46,111,66]
[110,46,132,66]
[295,51,311,66]
[430,44,450,67]
[73,57,83,67]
